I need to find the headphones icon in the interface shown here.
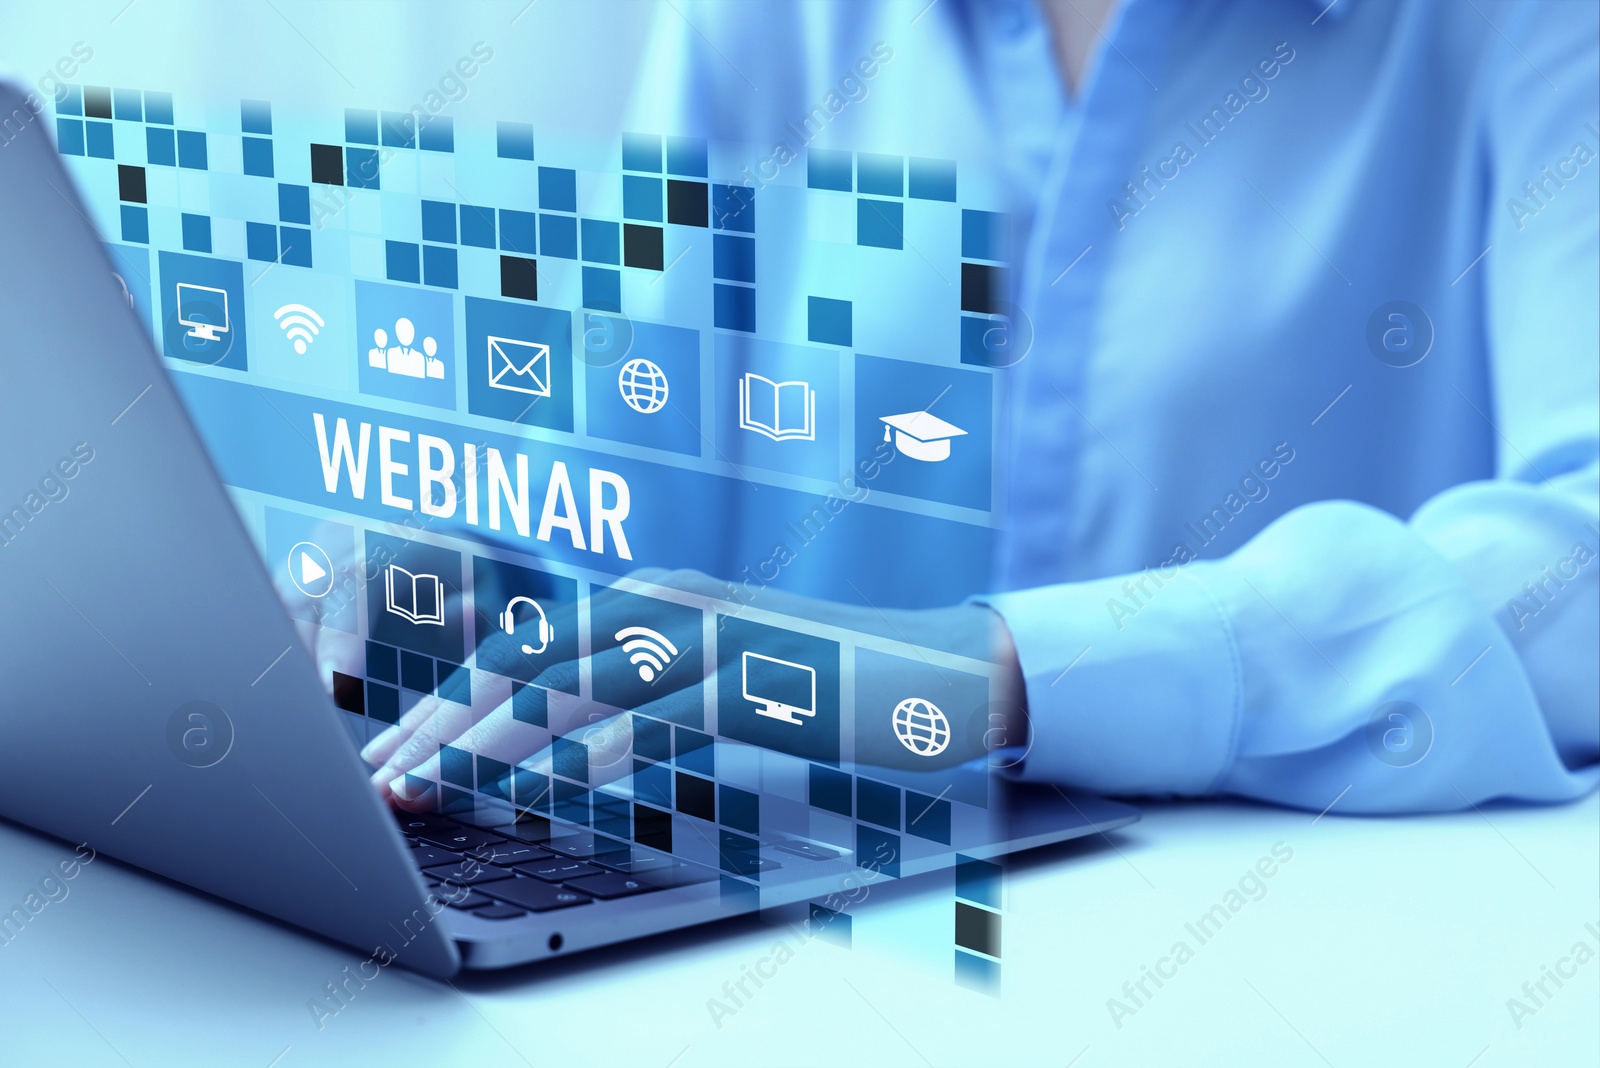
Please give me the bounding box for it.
[499,596,552,655]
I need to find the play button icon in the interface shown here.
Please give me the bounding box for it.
[287,540,334,599]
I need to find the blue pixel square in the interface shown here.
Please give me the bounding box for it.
[460,204,495,248]
[809,764,851,815]
[582,266,621,313]
[400,650,434,693]
[856,826,900,879]
[278,183,310,225]
[538,167,576,212]
[511,683,548,726]
[622,132,661,172]
[419,115,453,152]
[180,213,212,253]
[366,641,399,685]
[120,205,149,244]
[476,755,511,800]
[857,153,903,196]
[499,209,536,254]
[242,136,274,177]
[552,737,588,783]
[962,209,1005,261]
[246,221,277,261]
[634,715,671,762]
[240,99,271,134]
[713,284,755,332]
[437,662,471,705]
[955,950,1000,994]
[344,108,378,144]
[856,778,901,830]
[909,156,957,201]
[440,744,472,788]
[56,119,84,155]
[906,791,952,844]
[86,122,114,159]
[145,126,175,166]
[719,785,758,834]
[540,213,577,259]
[808,148,852,191]
[858,199,903,249]
[421,200,455,243]
[113,88,142,122]
[385,240,420,283]
[176,129,207,169]
[346,146,380,189]
[713,234,755,282]
[956,856,1002,908]
[366,682,399,724]
[144,91,173,125]
[712,184,755,232]
[808,296,852,346]
[666,135,708,177]
[632,760,672,809]
[496,121,535,160]
[280,226,312,268]
[423,244,457,288]
[581,219,620,264]
[623,175,662,222]
[380,111,415,149]
[56,84,82,116]
[676,728,714,775]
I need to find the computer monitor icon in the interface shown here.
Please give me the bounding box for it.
[176,283,230,342]
[742,651,816,725]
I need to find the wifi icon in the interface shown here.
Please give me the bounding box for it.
[615,626,679,683]
[274,303,325,354]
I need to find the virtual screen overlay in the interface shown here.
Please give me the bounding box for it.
[54,84,1023,896]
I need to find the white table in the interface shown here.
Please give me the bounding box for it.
[4,792,1595,1067]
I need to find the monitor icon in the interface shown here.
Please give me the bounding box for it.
[742,651,816,725]
[176,282,230,342]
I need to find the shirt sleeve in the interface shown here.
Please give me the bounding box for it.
[982,2,1600,814]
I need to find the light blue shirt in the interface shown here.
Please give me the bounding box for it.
[638,0,1600,812]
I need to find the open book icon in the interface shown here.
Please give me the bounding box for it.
[384,564,445,626]
[738,372,816,442]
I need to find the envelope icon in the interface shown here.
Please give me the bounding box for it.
[487,336,551,397]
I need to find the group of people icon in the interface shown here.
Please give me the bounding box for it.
[367,317,444,380]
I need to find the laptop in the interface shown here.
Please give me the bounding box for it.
[0,82,1139,976]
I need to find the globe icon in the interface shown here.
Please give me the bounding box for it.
[618,358,669,414]
[892,697,950,758]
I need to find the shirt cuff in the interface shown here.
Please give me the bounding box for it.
[976,565,1242,796]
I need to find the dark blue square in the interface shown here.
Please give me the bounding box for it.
[622,132,661,172]
[513,767,551,809]
[400,650,433,693]
[366,641,399,684]
[538,167,576,212]
[675,728,714,775]
[857,153,903,196]
[366,681,399,724]
[419,115,453,152]
[713,235,754,282]
[809,765,852,815]
[719,785,758,834]
[113,89,142,122]
[552,737,588,783]
[497,121,535,160]
[180,213,211,253]
[808,148,852,191]
[539,214,577,258]
[56,119,84,155]
[712,184,755,232]
[666,135,708,177]
[499,209,536,254]
[240,99,271,135]
[962,209,1005,261]
[856,826,901,879]
[423,244,458,288]
[385,240,420,283]
[460,204,495,248]
[420,199,455,243]
[143,91,173,125]
[246,221,277,261]
[346,146,380,189]
[581,219,620,264]
[857,778,900,830]
[380,111,415,149]
[909,157,957,201]
[145,126,175,165]
[278,183,310,224]
[344,108,378,144]
[176,129,207,169]
[280,227,312,268]
[713,284,754,332]
[86,122,114,160]
[476,755,511,800]
[437,661,471,704]
[511,683,548,726]
[956,855,1002,907]
[623,175,662,222]
[56,85,82,116]
[858,199,903,249]
[582,267,621,312]
[440,744,474,788]
[906,791,952,844]
[119,205,148,244]
[632,760,672,808]
[242,136,274,177]
[634,715,670,762]
[808,296,852,346]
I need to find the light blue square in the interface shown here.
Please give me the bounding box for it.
[56,118,84,155]
[666,135,707,177]
[180,213,211,253]
[145,126,175,166]
[176,129,207,169]
[421,199,456,243]
[623,175,662,222]
[622,132,661,172]
[113,89,142,122]
[538,167,576,212]
[419,115,453,152]
[120,205,149,244]
[496,121,535,160]
[857,153,903,196]
[857,199,903,249]
[540,213,577,259]
[581,219,620,264]
[345,108,379,145]
[346,146,380,190]
[808,149,852,191]
[86,121,114,159]
[384,240,419,283]
[909,157,957,201]
[807,296,851,346]
[143,91,173,125]
[240,99,271,135]
[242,137,274,177]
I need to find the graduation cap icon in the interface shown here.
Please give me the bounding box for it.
[880,410,968,462]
